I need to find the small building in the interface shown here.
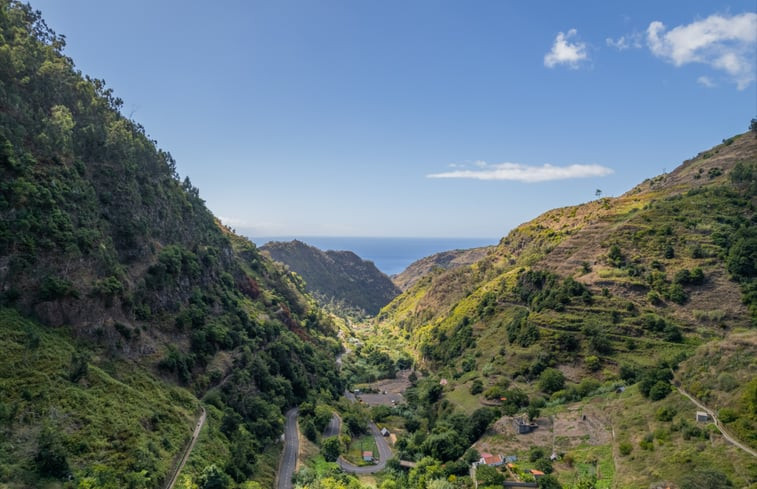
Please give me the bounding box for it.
[514,417,538,434]
[362,451,374,462]
[440,378,448,386]
[528,469,545,479]
[479,454,504,466]
[505,455,518,463]
[380,427,390,437]
[696,411,710,422]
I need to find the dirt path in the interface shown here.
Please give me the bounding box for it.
[164,407,206,489]
[675,386,756,457]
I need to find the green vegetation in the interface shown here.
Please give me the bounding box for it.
[262,240,401,317]
[0,2,343,486]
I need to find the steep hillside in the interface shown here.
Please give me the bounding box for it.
[374,130,756,487]
[391,246,492,291]
[261,240,400,316]
[0,3,340,487]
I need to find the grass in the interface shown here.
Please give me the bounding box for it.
[0,308,199,488]
[345,434,378,466]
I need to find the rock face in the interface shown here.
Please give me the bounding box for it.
[261,240,401,316]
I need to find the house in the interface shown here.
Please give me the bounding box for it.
[362,451,374,462]
[479,454,504,466]
[380,427,390,437]
[696,411,710,422]
[528,469,545,479]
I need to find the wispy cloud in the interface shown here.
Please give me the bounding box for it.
[606,33,643,51]
[646,13,757,89]
[544,29,589,69]
[697,75,716,88]
[427,162,613,182]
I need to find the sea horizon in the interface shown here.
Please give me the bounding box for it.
[249,236,498,275]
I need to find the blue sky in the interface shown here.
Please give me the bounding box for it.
[29,1,756,238]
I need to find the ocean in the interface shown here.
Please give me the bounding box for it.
[249,236,498,276]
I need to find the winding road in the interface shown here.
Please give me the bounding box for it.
[277,408,300,489]
[337,421,393,474]
[164,407,206,489]
[336,390,393,474]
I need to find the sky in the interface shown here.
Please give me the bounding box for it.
[28,0,757,238]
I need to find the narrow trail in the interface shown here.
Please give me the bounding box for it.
[675,385,756,457]
[164,407,206,489]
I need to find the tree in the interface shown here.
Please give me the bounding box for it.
[750,117,757,134]
[538,474,563,489]
[476,465,505,486]
[199,464,230,489]
[35,425,69,478]
[321,436,341,462]
[466,407,497,442]
[595,189,602,198]
[539,368,565,394]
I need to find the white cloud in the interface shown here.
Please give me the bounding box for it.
[544,29,589,69]
[646,13,757,89]
[427,162,613,182]
[606,33,642,50]
[697,75,716,87]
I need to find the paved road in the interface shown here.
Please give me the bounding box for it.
[323,413,341,438]
[675,386,756,457]
[165,407,206,489]
[277,408,300,489]
[337,422,392,474]
[338,390,393,474]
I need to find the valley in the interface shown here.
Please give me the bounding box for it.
[0,2,755,489]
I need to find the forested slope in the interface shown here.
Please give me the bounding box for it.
[0,2,341,487]
[261,239,401,316]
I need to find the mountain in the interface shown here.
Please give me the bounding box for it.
[261,239,401,316]
[0,3,340,487]
[391,246,493,291]
[374,130,756,486]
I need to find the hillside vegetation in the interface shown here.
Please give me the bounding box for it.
[0,2,341,487]
[391,246,493,292]
[367,130,756,487]
[262,240,401,316]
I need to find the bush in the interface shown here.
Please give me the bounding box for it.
[539,368,565,394]
[718,407,737,423]
[470,379,483,395]
[618,441,632,456]
[649,381,672,401]
[655,406,677,422]
[585,355,600,372]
